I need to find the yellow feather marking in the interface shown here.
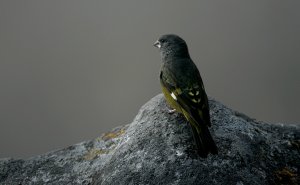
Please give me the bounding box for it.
[195,91,199,95]
[176,88,182,94]
[188,92,194,96]
[197,99,201,103]
[171,92,177,100]
[161,84,182,113]
[192,99,197,103]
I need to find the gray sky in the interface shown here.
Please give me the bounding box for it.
[0,0,299,158]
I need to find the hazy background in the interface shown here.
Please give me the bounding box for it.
[0,0,299,158]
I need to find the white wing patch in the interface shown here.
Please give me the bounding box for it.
[171,92,177,100]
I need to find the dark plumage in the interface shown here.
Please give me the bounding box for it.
[154,34,218,158]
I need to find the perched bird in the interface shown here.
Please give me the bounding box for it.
[154,34,218,158]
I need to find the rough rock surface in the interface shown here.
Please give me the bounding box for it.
[0,94,299,185]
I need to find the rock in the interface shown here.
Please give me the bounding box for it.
[0,94,299,185]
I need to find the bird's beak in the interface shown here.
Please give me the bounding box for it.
[153,40,161,48]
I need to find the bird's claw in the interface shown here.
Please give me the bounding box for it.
[168,109,176,114]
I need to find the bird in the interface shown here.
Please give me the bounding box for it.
[153,34,218,158]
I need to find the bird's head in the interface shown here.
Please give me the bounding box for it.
[154,34,190,60]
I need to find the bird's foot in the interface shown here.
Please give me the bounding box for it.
[168,109,176,114]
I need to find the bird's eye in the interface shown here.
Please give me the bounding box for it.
[160,39,165,43]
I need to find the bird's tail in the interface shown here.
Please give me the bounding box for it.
[190,123,218,158]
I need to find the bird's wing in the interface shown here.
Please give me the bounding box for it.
[177,81,211,127]
[161,63,211,127]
